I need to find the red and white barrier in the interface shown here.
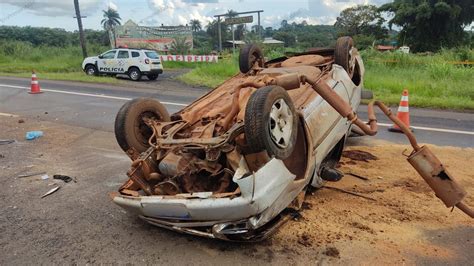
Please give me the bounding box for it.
[160,55,218,63]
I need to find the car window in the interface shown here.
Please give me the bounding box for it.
[117,50,129,59]
[131,51,140,58]
[145,51,159,59]
[102,50,116,59]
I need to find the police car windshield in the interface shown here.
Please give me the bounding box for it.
[145,51,159,59]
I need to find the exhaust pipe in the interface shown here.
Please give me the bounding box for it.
[294,73,473,218]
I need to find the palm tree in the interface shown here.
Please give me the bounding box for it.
[190,19,202,32]
[101,8,121,47]
[226,9,238,18]
[170,36,191,55]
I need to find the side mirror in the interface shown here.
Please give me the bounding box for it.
[98,55,104,59]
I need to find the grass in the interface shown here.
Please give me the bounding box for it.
[1,40,472,109]
[178,55,239,88]
[361,49,474,109]
[177,48,474,110]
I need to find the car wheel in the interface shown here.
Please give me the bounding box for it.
[335,36,354,77]
[147,74,159,80]
[114,98,170,153]
[244,85,298,159]
[85,65,98,76]
[239,44,264,74]
[128,67,142,81]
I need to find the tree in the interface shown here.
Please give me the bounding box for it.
[380,0,474,51]
[226,10,238,18]
[101,8,121,47]
[273,31,296,47]
[170,36,191,54]
[334,5,387,40]
[190,19,202,32]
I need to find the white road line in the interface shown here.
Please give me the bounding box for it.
[1,83,473,136]
[377,123,474,136]
[0,84,188,107]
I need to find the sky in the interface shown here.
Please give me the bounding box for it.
[0,0,391,31]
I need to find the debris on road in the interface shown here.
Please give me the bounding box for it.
[17,172,47,178]
[41,174,49,180]
[53,175,75,183]
[18,119,25,123]
[41,186,60,198]
[0,139,15,145]
[25,131,43,140]
[342,150,378,162]
[323,186,376,201]
[346,172,370,181]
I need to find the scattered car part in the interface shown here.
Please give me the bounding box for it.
[53,175,74,183]
[18,172,47,178]
[41,186,60,198]
[0,139,15,145]
[297,72,473,218]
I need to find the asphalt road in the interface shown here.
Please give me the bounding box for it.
[0,76,472,265]
[0,76,472,147]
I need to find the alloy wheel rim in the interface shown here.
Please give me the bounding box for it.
[268,98,293,148]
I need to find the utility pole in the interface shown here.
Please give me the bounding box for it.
[73,0,88,58]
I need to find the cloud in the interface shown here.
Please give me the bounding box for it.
[145,0,213,26]
[108,1,118,11]
[2,0,103,16]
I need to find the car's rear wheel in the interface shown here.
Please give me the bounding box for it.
[239,44,264,74]
[128,67,142,81]
[244,85,298,159]
[335,36,354,77]
[85,65,98,76]
[147,73,159,80]
[115,98,170,153]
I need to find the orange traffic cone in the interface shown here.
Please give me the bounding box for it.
[29,70,42,94]
[388,89,412,133]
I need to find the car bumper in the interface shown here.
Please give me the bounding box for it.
[143,69,163,75]
[113,158,304,241]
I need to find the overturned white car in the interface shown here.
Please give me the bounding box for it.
[112,37,366,241]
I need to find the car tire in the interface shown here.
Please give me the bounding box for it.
[335,36,354,76]
[85,65,98,76]
[244,85,298,159]
[147,74,159,80]
[239,44,264,74]
[128,67,142,81]
[114,98,170,153]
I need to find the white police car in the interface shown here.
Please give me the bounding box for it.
[82,48,163,81]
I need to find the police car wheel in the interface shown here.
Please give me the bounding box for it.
[85,65,97,76]
[128,67,142,81]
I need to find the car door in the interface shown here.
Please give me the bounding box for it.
[116,50,130,73]
[97,50,117,73]
[303,66,351,160]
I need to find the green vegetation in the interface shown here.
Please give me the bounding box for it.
[178,54,239,88]
[178,48,474,110]
[380,0,473,52]
[361,49,474,109]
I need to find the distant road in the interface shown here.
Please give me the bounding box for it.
[0,76,472,147]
